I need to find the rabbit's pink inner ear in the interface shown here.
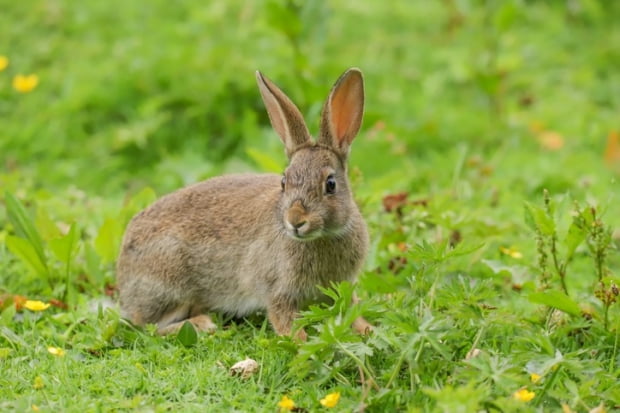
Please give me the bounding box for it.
[328,69,364,148]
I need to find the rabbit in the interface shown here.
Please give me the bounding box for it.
[116,68,372,339]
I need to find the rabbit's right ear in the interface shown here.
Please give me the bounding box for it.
[318,68,364,159]
[256,71,312,158]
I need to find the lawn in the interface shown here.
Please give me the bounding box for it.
[1,1,619,411]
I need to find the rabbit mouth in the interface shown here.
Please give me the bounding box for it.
[285,222,323,241]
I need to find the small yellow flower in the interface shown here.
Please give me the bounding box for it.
[500,246,523,259]
[513,388,535,402]
[277,395,295,411]
[320,392,341,408]
[23,300,50,311]
[33,376,44,390]
[32,405,40,412]
[13,74,39,93]
[47,347,66,357]
[530,373,541,383]
[0,56,8,71]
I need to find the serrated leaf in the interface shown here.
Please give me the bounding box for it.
[524,202,555,235]
[5,235,48,277]
[528,291,581,316]
[177,321,198,347]
[5,192,47,270]
[359,272,405,294]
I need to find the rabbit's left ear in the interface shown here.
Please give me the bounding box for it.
[256,71,312,159]
[318,68,364,159]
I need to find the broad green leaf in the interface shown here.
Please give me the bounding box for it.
[0,304,16,326]
[120,187,157,225]
[127,187,157,211]
[246,147,284,173]
[493,2,518,32]
[5,192,47,270]
[524,202,555,235]
[84,243,104,285]
[177,321,197,347]
[5,235,48,277]
[35,208,62,241]
[94,218,122,263]
[528,291,581,316]
[48,223,79,266]
[564,217,587,261]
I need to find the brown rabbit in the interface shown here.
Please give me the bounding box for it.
[116,68,371,339]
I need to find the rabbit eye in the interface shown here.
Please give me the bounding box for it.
[325,175,336,194]
[281,176,286,191]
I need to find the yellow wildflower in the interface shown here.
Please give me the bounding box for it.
[320,392,341,408]
[32,405,40,412]
[33,376,44,390]
[530,373,541,383]
[47,347,66,357]
[500,246,523,259]
[0,56,8,71]
[277,395,295,411]
[13,74,39,93]
[513,388,535,402]
[23,300,50,311]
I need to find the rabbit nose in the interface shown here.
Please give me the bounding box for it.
[287,200,308,231]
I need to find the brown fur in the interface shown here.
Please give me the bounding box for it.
[116,68,370,337]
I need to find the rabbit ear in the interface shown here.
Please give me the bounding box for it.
[318,68,364,159]
[256,71,312,158]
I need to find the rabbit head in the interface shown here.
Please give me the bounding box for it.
[256,68,364,241]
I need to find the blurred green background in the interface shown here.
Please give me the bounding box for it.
[2,0,618,200]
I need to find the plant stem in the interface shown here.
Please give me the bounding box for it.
[550,234,569,295]
[610,319,619,373]
[533,365,561,407]
[337,342,378,390]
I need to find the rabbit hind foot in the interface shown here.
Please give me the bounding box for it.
[156,305,217,335]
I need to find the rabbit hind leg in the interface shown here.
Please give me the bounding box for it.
[156,304,217,335]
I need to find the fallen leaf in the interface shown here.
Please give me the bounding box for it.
[382,192,408,213]
[538,131,564,150]
[13,295,27,310]
[49,298,68,310]
[604,131,620,166]
[229,358,259,379]
[104,283,117,297]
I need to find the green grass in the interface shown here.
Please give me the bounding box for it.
[1,0,620,411]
